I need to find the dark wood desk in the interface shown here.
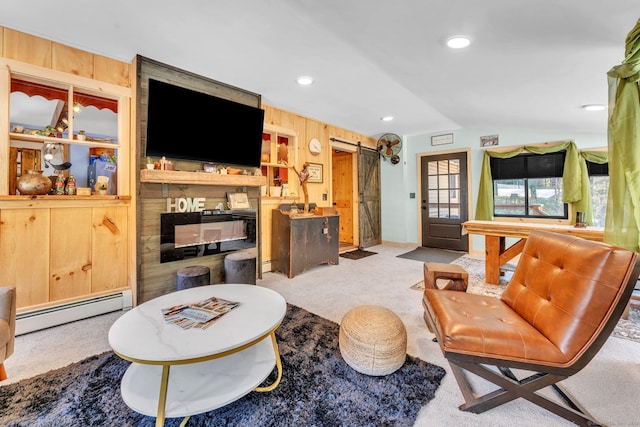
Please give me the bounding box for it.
[463,220,604,285]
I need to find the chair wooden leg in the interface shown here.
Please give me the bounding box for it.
[0,363,7,381]
[448,359,605,427]
[622,301,630,320]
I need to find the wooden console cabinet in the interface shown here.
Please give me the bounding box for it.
[271,209,339,278]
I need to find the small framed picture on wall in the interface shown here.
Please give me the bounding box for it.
[431,133,454,146]
[307,163,323,183]
[227,192,251,209]
[480,134,499,147]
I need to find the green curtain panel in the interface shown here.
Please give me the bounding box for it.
[606,18,640,251]
[576,151,608,226]
[475,147,523,220]
[475,141,581,221]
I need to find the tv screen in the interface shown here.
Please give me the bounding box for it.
[145,78,265,168]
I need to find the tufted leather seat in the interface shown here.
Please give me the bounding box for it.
[423,230,640,426]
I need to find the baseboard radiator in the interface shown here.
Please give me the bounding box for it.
[16,291,133,336]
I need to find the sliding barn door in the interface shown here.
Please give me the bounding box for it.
[358,146,381,248]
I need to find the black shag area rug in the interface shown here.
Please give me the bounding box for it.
[397,247,465,264]
[0,305,446,427]
[339,249,377,260]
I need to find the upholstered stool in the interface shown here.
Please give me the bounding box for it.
[423,262,468,292]
[339,305,407,376]
[224,251,257,284]
[176,265,210,291]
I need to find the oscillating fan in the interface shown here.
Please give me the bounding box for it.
[377,133,402,164]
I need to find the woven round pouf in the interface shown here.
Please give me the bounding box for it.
[339,305,407,376]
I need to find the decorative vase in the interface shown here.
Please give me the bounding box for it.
[16,170,52,195]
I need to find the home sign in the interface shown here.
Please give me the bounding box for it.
[166,197,205,213]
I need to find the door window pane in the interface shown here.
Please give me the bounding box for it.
[428,161,438,175]
[428,190,438,218]
[449,159,460,173]
[438,160,448,174]
[438,189,450,204]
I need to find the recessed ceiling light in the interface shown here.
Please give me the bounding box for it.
[381,116,394,122]
[446,35,472,49]
[296,76,314,86]
[582,104,606,111]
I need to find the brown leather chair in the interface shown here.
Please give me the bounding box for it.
[0,286,16,381]
[423,231,640,426]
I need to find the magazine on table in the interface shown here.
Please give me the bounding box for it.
[161,295,240,330]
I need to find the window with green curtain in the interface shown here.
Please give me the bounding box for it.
[490,152,567,219]
[475,141,582,221]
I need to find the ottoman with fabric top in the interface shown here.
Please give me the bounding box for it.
[339,305,407,376]
[224,251,257,285]
[176,265,210,291]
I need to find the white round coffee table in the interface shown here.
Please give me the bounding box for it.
[108,284,286,427]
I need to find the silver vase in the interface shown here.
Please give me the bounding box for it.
[16,170,52,195]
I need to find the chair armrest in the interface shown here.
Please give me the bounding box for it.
[0,287,16,360]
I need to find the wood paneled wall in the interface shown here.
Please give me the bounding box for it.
[0,202,130,310]
[263,104,377,204]
[1,26,134,311]
[262,104,377,262]
[0,26,130,87]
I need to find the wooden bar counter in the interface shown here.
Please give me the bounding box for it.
[463,220,604,285]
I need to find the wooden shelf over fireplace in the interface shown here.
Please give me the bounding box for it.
[140,169,267,187]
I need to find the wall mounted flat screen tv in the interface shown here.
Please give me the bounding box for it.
[145,78,265,168]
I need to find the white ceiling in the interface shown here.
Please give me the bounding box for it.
[1,1,638,137]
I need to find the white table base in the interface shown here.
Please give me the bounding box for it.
[121,335,276,419]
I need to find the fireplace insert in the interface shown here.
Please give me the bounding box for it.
[160,209,256,263]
